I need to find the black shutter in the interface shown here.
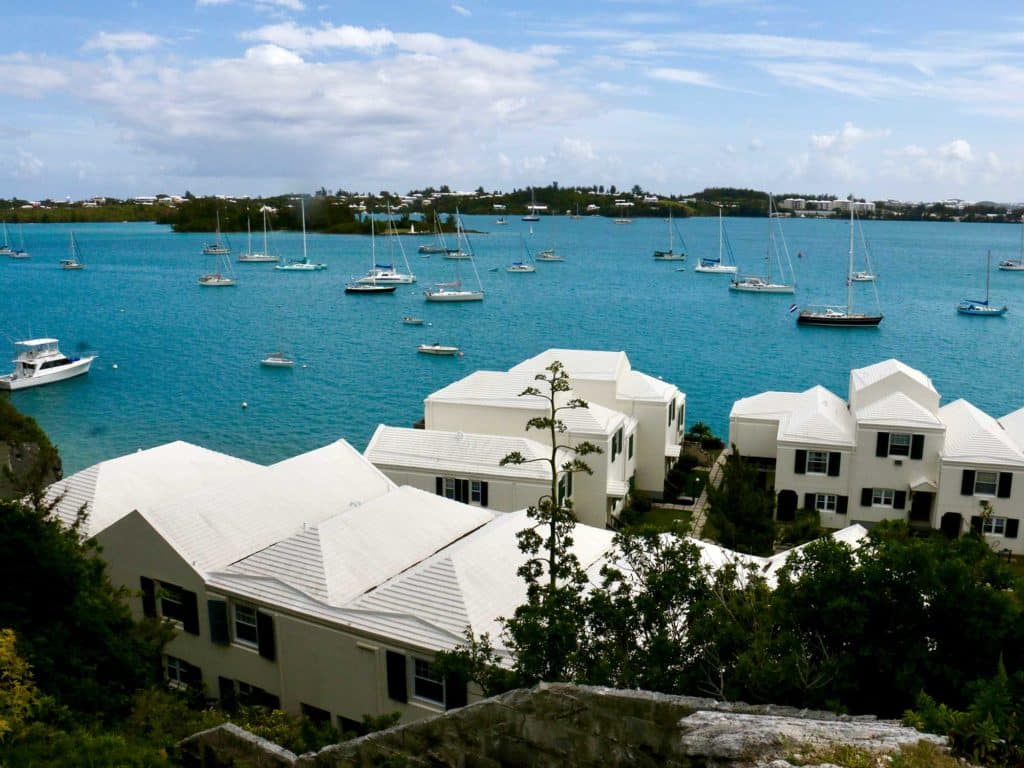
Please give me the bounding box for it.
[140,577,156,618]
[183,661,203,688]
[836,496,848,515]
[480,481,489,507]
[1006,519,1019,539]
[181,590,200,635]
[458,479,470,503]
[861,488,873,507]
[828,452,841,477]
[386,651,408,702]
[910,434,924,460]
[445,674,468,710]
[794,449,807,474]
[961,470,976,496]
[876,432,889,457]
[970,515,982,533]
[998,472,1013,498]
[208,600,229,645]
[435,477,443,496]
[218,676,237,710]
[804,493,816,511]
[261,691,281,710]
[256,611,276,661]
[893,491,907,510]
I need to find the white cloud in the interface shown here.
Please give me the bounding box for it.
[748,138,763,151]
[647,67,720,89]
[14,148,44,180]
[451,4,471,16]
[810,122,889,154]
[0,54,69,97]
[84,31,162,52]
[241,22,395,51]
[243,44,304,66]
[939,139,973,163]
[198,0,305,9]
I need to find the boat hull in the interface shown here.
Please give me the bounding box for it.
[957,304,1007,316]
[199,276,236,286]
[653,252,685,261]
[0,356,95,390]
[238,255,279,263]
[418,345,460,356]
[730,281,794,293]
[998,261,1024,271]
[695,265,738,274]
[797,311,882,327]
[424,290,484,302]
[345,284,396,294]
[507,265,536,273]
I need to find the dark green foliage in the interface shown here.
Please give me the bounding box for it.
[0,396,61,499]
[704,451,776,555]
[776,506,824,545]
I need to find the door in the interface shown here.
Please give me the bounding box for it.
[776,490,797,522]
[909,491,933,525]
[940,512,963,539]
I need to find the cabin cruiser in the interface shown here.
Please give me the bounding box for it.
[0,338,95,390]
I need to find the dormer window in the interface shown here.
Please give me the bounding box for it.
[888,433,911,456]
[805,450,829,475]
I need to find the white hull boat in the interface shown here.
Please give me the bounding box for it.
[730,195,795,293]
[424,288,484,302]
[696,206,739,274]
[851,272,876,282]
[426,207,484,303]
[203,210,231,255]
[260,352,294,367]
[198,273,236,286]
[730,277,794,293]
[694,263,738,274]
[0,338,95,391]
[998,216,1024,271]
[418,343,461,356]
[507,262,535,273]
[536,249,564,262]
[238,210,279,262]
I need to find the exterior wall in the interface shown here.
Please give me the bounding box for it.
[622,400,670,495]
[773,445,852,529]
[936,462,1024,556]
[729,418,782,459]
[374,465,550,513]
[846,427,942,527]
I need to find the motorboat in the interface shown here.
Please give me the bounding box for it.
[260,352,294,367]
[851,271,876,282]
[402,316,425,325]
[356,264,416,284]
[729,275,794,293]
[536,248,564,262]
[507,261,536,273]
[417,343,461,356]
[0,338,95,390]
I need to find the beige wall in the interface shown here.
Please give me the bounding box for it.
[374,466,551,513]
[936,463,1024,556]
[728,418,782,460]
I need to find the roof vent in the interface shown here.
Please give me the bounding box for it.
[456,431,464,440]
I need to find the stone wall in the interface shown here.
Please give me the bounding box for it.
[178,683,948,768]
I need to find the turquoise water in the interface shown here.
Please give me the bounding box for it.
[2,216,1023,473]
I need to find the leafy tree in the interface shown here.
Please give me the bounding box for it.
[0,629,37,742]
[703,450,776,555]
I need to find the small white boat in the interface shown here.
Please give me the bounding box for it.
[260,352,294,367]
[60,259,84,270]
[507,262,535,273]
[355,205,415,284]
[425,208,485,302]
[851,271,876,282]
[998,216,1024,271]
[418,343,460,356]
[443,250,472,260]
[536,248,564,262]
[402,316,425,325]
[202,211,231,255]
[0,338,96,391]
[198,273,236,286]
[238,210,279,263]
[60,232,85,269]
[729,195,795,293]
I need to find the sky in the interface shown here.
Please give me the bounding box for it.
[2,1,1023,201]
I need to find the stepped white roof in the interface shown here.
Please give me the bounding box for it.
[850,359,936,394]
[619,370,680,402]
[999,406,1024,452]
[365,425,564,482]
[854,391,944,429]
[508,349,630,382]
[778,386,855,447]
[138,439,395,574]
[45,441,259,538]
[940,399,1024,468]
[730,391,804,421]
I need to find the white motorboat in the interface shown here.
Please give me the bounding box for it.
[402,316,425,325]
[507,262,536,273]
[998,216,1024,271]
[275,198,326,271]
[0,338,96,391]
[202,211,231,255]
[238,209,279,262]
[536,248,564,262]
[260,352,295,367]
[695,206,739,274]
[730,195,795,293]
[851,271,876,282]
[417,343,461,356]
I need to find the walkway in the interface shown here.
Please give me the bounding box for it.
[689,447,730,538]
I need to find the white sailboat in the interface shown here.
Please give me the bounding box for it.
[354,204,415,284]
[730,195,795,293]
[613,202,633,224]
[507,236,536,273]
[346,214,397,294]
[199,243,236,286]
[61,232,85,270]
[522,188,541,222]
[797,200,882,327]
[275,198,326,271]
[653,208,686,261]
[536,215,564,262]
[695,206,739,274]
[998,216,1024,271]
[238,209,279,263]
[9,225,29,258]
[957,251,1007,316]
[0,221,13,257]
[425,208,484,302]
[202,211,231,255]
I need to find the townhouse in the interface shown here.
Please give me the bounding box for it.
[729,359,1024,554]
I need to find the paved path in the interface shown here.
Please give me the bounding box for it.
[689,448,730,538]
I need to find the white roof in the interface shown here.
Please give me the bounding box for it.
[46,441,260,538]
[365,425,565,482]
[855,391,944,429]
[15,338,58,346]
[850,359,937,395]
[140,439,395,574]
[508,348,630,382]
[777,386,855,448]
[618,370,680,402]
[940,399,1024,468]
[730,391,804,421]
[224,486,493,605]
[998,405,1024,451]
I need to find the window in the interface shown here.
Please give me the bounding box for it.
[470,481,483,504]
[668,400,675,426]
[159,584,185,624]
[413,658,445,705]
[815,494,838,513]
[301,703,332,725]
[872,489,895,507]
[166,656,191,689]
[234,604,259,647]
[628,434,634,460]
[443,477,456,499]
[889,433,911,456]
[982,516,1007,535]
[805,450,829,474]
[975,471,998,496]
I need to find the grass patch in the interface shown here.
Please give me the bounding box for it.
[786,740,956,768]
[624,505,691,534]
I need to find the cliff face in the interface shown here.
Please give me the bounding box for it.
[0,399,62,500]
[178,683,951,768]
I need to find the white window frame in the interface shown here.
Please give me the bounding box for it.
[158,582,185,626]
[412,657,445,706]
[805,450,829,475]
[233,603,259,648]
[470,480,483,505]
[443,477,456,499]
[815,494,838,513]
[975,471,998,496]
[982,516,1007,535]
[871,489,895,507]
[889,433,912,456]
[166,655,190,690]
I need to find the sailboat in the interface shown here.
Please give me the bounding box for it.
[522,188,541,222]
[346,213,397,294]
[998,216,1024,271]
[199,235,236,286]
[653,208,687,261]
[238,209,279,262]
[0,221,11,257]
[354,204,415,284]
[507,236,537,273]
[613,202,633,224]
[9,225,29,258]
[695,206,738,273]
[536,214,564,262]
[202,211,231,255]
[275,198,326,271]
[797,200,882,326]
[494,203,508,225]
[957,251,1007,316]
[730,195,795,293]
[60,232,85,270]
[419,211,455,254]
[424,208,484,301]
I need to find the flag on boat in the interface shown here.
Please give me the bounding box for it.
[788,304,798,313]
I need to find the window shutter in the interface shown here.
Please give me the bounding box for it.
[386,651,408,703]
[836,496,848,515]
[970,515,982,533]
[140,577,156,618]
[860,488,873,507]
[828,452,841,477]
[261,691,281,710]
[1006,519,1019,539]
[256,611,276,661]
[893,490,906,510]
[480,481,489,507]
[457,479,470,503]
[435,477,443,496]
[794,449,807,474]
[910,434,924,460]
[445,674,468,710]
[876,432,889,457]
[184,661,203,688]
[181,590,200,636]
[208,600,229,645]
[803,493,815,511]
[218,676,237,710]
[998,472,1013,498]
[961,470,976,496]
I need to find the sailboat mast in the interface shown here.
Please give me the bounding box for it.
[301,197,308,261]
[766,196,773,283]
[718,205,723,261]
[986,250,992,302]
[846,201,855,314]
[262,209,269,255]
[370,210,376,265]
[247,216,252,255]
[668,208,673,253]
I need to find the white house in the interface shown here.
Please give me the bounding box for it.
[729,359,1024,554]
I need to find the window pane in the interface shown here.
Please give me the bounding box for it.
[983,517,1006,534]
[806,451,829,474]
[871,489,894,506]
[234,605,258,645]
[471,481,482,503]
[815,494,837,512]
[889,433,911,456]
[413,659,445,704]
[160,585,185,622]
[975,472,998,495]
